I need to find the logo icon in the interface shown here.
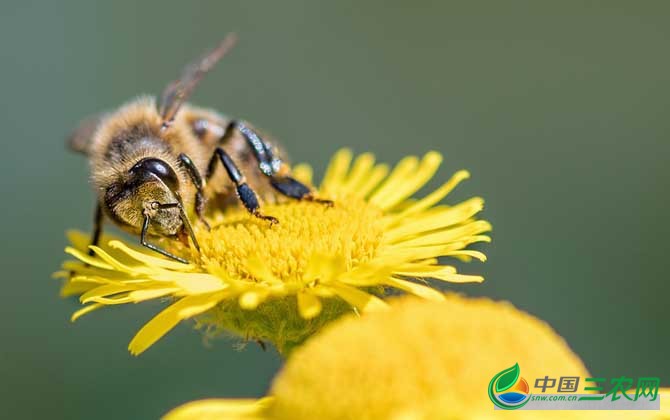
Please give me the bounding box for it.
[488,363,531,409]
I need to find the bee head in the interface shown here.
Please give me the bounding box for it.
[104,158,184,237]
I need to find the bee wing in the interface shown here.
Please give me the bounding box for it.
[159,33,238,127]
[67,112,108,155]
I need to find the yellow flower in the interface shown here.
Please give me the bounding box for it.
[164,295,670,420]
[57,149,490,355]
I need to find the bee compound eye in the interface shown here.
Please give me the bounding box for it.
[129,158,179,191]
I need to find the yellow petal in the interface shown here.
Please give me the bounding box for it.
[384,277,445,301]
[383,199,487,243]
[291,163,313,185]
[163,397,274,420]
[71,303,104,322]
[60,279,103,297]
[128,292,226,355]
[320,148,352,193]
[246,255,283,286]
[328,283,388,313]
[430,271,484,283]
[303,254,345,285]
[392,264,457,277]
[87,245,139,274]
[355,164,390,198]
[337,263,395,287]
[128,288,181,303]
[443,249,487,262]
[297,291,322,319]
[64,247,114,271]
[463,235,492,245]
[310,285,337,298]
[340,152,375,191]
[394,265,481,283]
[169,273,227,294]
[388,223,491,253]
[80,284,138,304]
[368,155,419,206]
[109,240,195,271]
[239,288,270,310]
[376,244,456,262]
[67,230,92,252]
[393,170,470,221]
[389,226,491,252]
[51,270,70,279]
[61,262,133,280]
[371,151,442,210]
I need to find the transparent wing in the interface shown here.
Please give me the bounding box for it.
[67,112,107,155]
[158,33,238,128]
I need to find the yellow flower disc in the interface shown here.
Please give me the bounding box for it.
[191,197,382,284]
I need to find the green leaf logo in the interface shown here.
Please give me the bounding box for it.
[488,363,529,410]
[495,363,520,393]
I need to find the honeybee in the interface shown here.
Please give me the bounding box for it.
[68,34,330,263]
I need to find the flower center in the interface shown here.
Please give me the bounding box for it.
[181,198,384,283]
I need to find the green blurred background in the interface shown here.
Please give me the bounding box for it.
[1,1,668,418]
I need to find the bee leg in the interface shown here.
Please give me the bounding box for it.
[88,204,104,256]
[268,177,333,206]
[140,212,189,264]
[178,153,210,230]
[224,121,332,205]
[207,147,278,224]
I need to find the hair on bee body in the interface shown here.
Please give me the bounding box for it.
[68,34,331,264]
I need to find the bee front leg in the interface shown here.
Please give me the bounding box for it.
[178,153,210,230]
[207,147,278,224]
[88,203,104,256]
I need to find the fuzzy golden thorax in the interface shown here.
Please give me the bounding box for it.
[89,97,204,192]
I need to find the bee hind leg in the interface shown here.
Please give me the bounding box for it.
[206,147,278,224]
[269,177,333,205]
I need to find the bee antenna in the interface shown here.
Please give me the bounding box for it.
[159,33,238,130]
